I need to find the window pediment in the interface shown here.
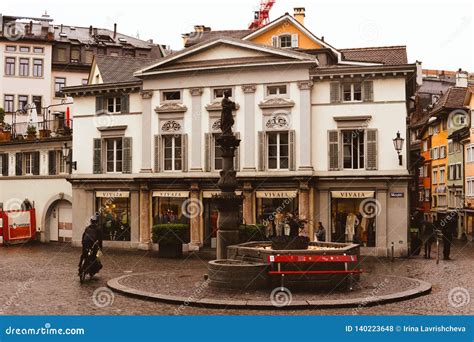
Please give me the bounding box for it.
[259,97,295,109]
[155,102,187,114]
[205,101,240,112]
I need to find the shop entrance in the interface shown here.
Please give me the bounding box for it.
[47,200,72,242]
[203,199,218,248]
[331,191,376,247]
[96,192,131,242]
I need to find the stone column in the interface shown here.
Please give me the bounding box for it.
[376,189,388,257]
[242,182,254,224]
[138,183,151,250]
[318,189,330,242]
[297,81,313,171]
[190,88,203,171]
[298,180,310,235]
[241,84,257,171]
[189,182,202,246]
[140,90,154,173]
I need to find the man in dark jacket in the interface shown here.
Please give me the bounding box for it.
[78,217,103,274]
[421,221,435,259]
[442,217,456,260]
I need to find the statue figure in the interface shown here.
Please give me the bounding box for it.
[220,90,236,135]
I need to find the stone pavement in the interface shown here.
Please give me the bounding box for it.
[0,241,472,315]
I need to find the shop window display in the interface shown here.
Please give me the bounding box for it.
[257,197,299,237]
[97,197,131,241]
[152,197,188,225]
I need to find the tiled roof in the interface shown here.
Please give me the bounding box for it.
[340,46,408,65]
[184,29,253,47]
[431,86,468,113]
[95,55,158,84]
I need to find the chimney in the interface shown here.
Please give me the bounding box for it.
[113,23,117,39]
[89,25,93,36]
[194,25,205,33]
[455,68,468,87]
[294,7,305,25]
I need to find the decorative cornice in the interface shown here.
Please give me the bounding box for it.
[241,84,257,93]
[297,81,313,90]
[140,90,154,99]
[154,103,188,114]
[205,101,240,112]
[189,88,203,96]
[258,97,295,109]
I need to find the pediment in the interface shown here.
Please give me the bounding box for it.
[154,103,188,114]
[205,100,240,112]
[259,97,295,109]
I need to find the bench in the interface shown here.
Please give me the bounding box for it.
[267,254,362,290]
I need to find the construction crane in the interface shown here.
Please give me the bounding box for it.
[248,0,276,29]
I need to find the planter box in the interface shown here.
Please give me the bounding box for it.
[158,242,183,258]
[0,131,11,141]
[39,129,51,138]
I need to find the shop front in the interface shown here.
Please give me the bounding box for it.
[96,191,131,242]
[151,191,190,225]
[256,190,299,236]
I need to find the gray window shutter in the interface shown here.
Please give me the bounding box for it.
[48,150,57,175]
[15,153,22,176]
[2,153,8,176]
[95,96,104,114]
[93,138,102,174]
[366,129,378,170]
[291,34,299,48]
[32,152,40,175]
[182,133,188,172]
[204,133,211,172]
[258,131,266,171]
[234,132,240,172]
[328,130,340,171]
[121,94,130,113]
[154,135,161,172]
[123,137,132,173]
[363,81,374,102]
[272,36,278,47]
[288,130,296,171]
[330,82,341,103]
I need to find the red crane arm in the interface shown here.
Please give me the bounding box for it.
[249,0,276,29]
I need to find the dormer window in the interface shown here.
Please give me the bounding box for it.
[279,35,292,48]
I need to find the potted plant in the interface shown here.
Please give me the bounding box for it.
[0,108,11,142]
[152,223,190,258]
[239,224,269,243]
[26,125,37,140]
[39,126,51,138]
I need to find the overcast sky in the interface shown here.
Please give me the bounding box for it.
[3,0,473,70]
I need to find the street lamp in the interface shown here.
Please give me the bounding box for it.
[393,131,404,166]
[62,142,76,173]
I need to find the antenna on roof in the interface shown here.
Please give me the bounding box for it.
[136,30,140,39]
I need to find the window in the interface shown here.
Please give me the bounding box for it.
[448,140,453,154]
[448,164,455,181]
[24,153,33,175]
[433,124,440,134]
[432,169,438,184]
[106,138,123,173]
[4,95,14,112]
[440,146,446,158]
[107,96,122,113]
[33,59,43,77]
[55,77,66,97]
[19,46,30,53]
[213,134,223,171]
[162,90,181,102]
[279,34,292,48]
[0,153,8,176]
[32,96,42,114]
[423,164,429,178]
[267,84,287,96]
[19,58,29,76]
[419,166,424,177]
[6,46,16,52]
[456,163,462,180]
[438,194,447,207]
[55,48,67,62]
[467,144,474,163]
[467,177,474,197]
[431,147,439,160]
[422,140,428,152]
[267,131,289,170]
[5,57,15,76]
[70,47,81,63]
[342,82,362,102]
[424,189,430,202]
[439,167,445,184]
[18,95,28,112]
[213,88,232,100]
[441,119,447,131]
[343,130,364,169]
[33,47,44,53]
[163,135,182,171]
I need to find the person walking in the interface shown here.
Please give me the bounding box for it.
[442,217,456,260]
[421,221,435,259]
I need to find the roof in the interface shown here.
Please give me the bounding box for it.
[340,46,407,65]
[183,29,253,47]
[431,86,469,114]
[94,55,158,83]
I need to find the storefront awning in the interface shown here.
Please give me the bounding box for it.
[256,190,298,199]
[96,191,130,198]
[152,191,189,198]
[331,191,374,199]
[202,191,242,198]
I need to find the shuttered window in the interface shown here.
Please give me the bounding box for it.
[15,153,22,176]
[204,133,212,172]
[48,150,57,175]
[363,81,374,102]
[93,138,102,174]
[330,82,341,103]
[95,96,105,114]
[0,153,8,176]
[154,135,161,172]
[267,131,289,170]
[366,129,378,170]
[122,137,132,173]
[328,130,340,170]
[32,152,40,175]
[258,131,266,171]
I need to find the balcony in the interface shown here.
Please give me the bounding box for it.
[0,119,73,143]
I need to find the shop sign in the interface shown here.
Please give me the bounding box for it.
[202,191,243,198]
[96,191,130,198]
[331,191,374,199]
[256,191,298,199]
[390,192,404,198]
[152,191,189,198]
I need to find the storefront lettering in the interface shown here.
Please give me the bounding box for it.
[96,191,129,198]
[331,191,374,199]
[256,191,298,199]
[152,191,189,198]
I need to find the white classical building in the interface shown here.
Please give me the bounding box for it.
[64,12,417,256]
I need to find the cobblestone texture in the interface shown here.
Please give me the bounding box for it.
[0,241,472,315]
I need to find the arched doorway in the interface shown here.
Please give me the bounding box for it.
[43,195,73,242]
